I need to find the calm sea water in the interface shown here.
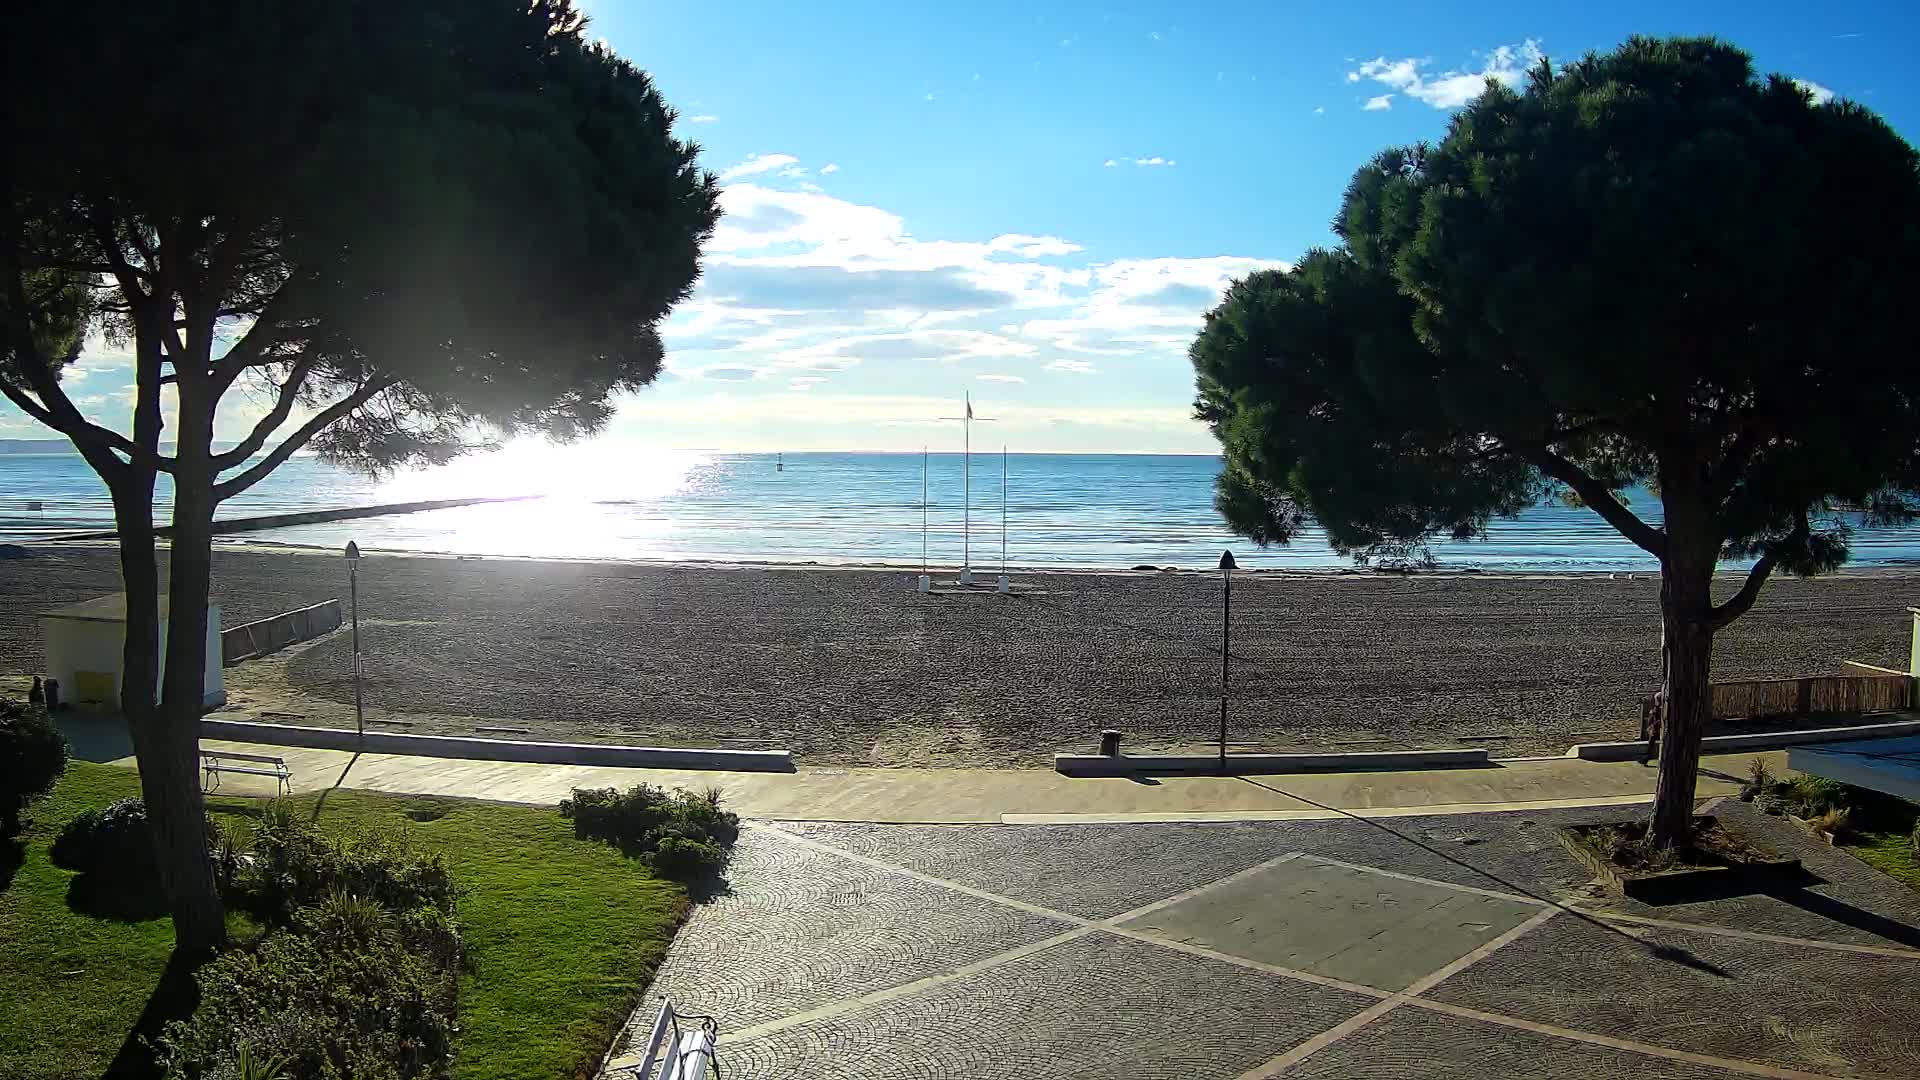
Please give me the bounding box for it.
[3,449,1918,571]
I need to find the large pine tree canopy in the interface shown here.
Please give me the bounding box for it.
[1193,36,1920,577]
[2,0,720,485]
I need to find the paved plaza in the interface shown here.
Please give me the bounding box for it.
[609,801,1920,1079]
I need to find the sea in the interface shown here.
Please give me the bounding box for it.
[3,448,1919,572]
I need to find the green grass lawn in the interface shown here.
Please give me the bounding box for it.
[1847,828,1920,890]
[0,761,689,1080]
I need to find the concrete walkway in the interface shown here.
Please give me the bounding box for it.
[57,713,1779,823]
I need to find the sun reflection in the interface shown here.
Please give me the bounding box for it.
[367,441,710,559]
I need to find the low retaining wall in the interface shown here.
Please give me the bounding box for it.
[222,600,343,664]
[197,717,795,773]
[1055,747,1491,777]
[1568,717,1920,762]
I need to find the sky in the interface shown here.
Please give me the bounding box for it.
[10,1,1919,457]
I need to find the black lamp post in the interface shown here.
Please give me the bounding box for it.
[1217,548,1237,774]
[345,541,364,739]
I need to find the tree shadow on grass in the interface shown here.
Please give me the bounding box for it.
[0,837,23,892]
[66,872,171,922]
[101,949,202,1080]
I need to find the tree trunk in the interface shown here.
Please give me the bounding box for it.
[1648,545,1716,849]
[150,381,226,961]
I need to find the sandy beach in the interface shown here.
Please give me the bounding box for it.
[3,544,1916,767]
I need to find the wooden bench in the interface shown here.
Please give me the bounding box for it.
[201,750,291,796]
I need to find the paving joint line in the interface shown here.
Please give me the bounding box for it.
[749,827,1393,997]
[1404,998,1850,1080]
[1579,909,1920,960]
[1235,906,1560,1079]
[734,826,1886,1080]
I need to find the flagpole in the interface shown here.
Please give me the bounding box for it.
[998,444,1010,593]
[917,446,930,592]
[962,394,972,584]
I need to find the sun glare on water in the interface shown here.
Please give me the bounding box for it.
[370,441,710,559]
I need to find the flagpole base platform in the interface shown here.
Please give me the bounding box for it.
[916,574,930,593]
[996,574,1010,593]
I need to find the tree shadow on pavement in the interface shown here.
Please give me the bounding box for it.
[1765,885,1920,950]
[308,750,363,823]
[1237,776,1733,978]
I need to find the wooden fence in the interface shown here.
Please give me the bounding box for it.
[1643,673,1915,724]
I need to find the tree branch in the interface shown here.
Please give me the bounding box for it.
[210,354,319,469]
[1,260,171,472]
[1526,447,1668,558]
[212,377,395,502]
[1708,511,1808,630]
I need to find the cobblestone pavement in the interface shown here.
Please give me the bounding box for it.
[606,801,1920,1079]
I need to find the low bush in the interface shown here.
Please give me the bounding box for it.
[1810,806,1852,839]
[161,809,465,1080]
[50,798,161,879]
[158,907,458,1080]
[559,783,739,880]
[1,701,68,837]
[241,803,455,926]
[650,834,730,880]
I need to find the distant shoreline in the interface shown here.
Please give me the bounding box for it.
[28,534,1920,581]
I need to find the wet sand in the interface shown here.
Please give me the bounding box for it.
[3,544,1915,767]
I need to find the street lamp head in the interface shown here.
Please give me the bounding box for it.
[344,541,361,561]
[1218,549,1237,573]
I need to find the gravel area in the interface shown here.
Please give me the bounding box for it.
[2,544,1916,767]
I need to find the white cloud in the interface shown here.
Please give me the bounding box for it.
[1131,156,1175,167]
[788,376,827,392]
[687,114,720,124]
[977,373,1026,383]
[819,163,840,175]
[1794,78,1835,105]
[1103,159,1117,168]
[1362,95,1393,111]
[1349,39,1543,110]
[717,153,801,182]
[1313,105,1326,115]
[1045,358,1097,374]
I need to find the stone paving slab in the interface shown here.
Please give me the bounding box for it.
[712,932,1378,1080]
[1115,856,1542,992]
[1282,1006,1756,1080]
[633,830,1068,1034]
[1425,913,1920,1076]
[614,811,1920,1080]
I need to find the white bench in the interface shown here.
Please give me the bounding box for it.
[201,749,291,796]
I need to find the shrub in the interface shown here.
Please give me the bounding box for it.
[162,813,466,1080]
[0,701,68,837]
[1785,775,1848,815]
[1910,818,1919,855]
[1740,757,1776,801]
[242,804,455,926]
[158,914,458,1080]
[559,783,740,881]
[50,798,161,879]
[1809,806,1851,839]
[649,834,729,880]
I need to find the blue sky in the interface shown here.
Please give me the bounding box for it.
[12,1,1918,457]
